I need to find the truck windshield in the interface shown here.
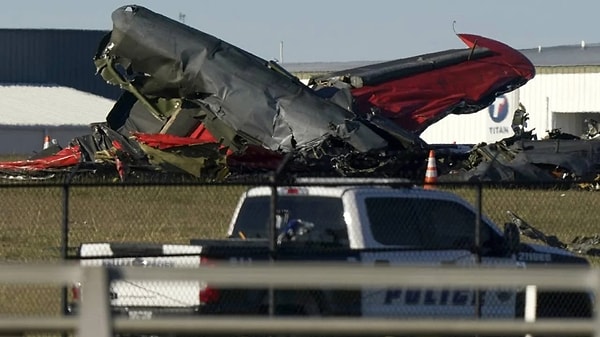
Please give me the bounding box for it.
[232,196,348,246]
[365,197,495,249]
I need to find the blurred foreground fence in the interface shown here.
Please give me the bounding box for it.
[0,263,598,337]
[0,179,600,327]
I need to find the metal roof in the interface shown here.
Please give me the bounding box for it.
[283,61,377,74]
[520,42,600,66]
[283,61,379,74]
[0,29,122,100]
[1,85,115,126]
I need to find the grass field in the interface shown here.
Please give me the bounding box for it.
[1,183,598,260]
[0,154,599,322]
[1,152,598,263]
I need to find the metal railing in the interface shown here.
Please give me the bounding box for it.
[0,263,598,337]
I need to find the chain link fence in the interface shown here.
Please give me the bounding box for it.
[0,178,598,334]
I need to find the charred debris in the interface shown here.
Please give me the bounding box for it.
[1,5,599,188]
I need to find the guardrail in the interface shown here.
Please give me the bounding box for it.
[0,263,598,337]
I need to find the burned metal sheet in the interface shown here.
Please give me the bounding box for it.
[438,134,600,184]
[508,211,600,257]
[95,5,388,154]
[96,5,534,154]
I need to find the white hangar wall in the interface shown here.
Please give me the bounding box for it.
[0,85,115,156]
[518,66,600,138]
[419,90,520,145]
[421,66,600,144]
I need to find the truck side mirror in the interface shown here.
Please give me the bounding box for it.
[503,222,521,255]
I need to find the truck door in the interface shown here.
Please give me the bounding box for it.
[79,243,203,313]
[356,195,517,318]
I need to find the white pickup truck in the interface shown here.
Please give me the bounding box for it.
[69,182,593,320]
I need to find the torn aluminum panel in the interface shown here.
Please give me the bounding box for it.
[508,211,600,257]
[95,5,534,156]
[0,5,539,183]
[95,5,388,154]
[439,136,600,183]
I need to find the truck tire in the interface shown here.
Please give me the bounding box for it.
[536,291,593,318]
[274,291,323,316]
[298,293,322,316]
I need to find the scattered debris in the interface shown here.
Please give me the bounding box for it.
[0,5,540,183]
[507,211,600,257]
[6,5,600,187]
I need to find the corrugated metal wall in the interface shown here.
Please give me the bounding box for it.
[519,66,600,137]
[0,29,122,100]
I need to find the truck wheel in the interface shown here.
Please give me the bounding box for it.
[298,294,322,316]
[537,292,593,318]
[275,294,323,316]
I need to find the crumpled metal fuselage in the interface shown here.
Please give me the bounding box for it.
[96,5,391,154]
[95,5,534,159]
[0,5,541,183]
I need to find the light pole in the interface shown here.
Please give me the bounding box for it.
[279,41,284,64]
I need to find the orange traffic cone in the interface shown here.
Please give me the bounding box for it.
[42,135,51,149]
[424,150,437,189]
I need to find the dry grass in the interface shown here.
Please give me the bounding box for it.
[0,184,247,260]
[1,154,596,253]
[448,186,600,266]
[0,182,597,262]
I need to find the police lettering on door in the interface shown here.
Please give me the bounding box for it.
[384,289,481,305]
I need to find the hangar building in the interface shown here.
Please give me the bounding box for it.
[0,85,115,155]
[518,42,600,140]
[0,29,119,156]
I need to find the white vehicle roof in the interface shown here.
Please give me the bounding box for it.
[244,183,469,202]
[231,183,502,238]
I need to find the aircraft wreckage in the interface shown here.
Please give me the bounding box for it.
[1,5,599,186]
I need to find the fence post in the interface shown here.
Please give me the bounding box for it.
[474,182,483,319]
[524,284,538,337]
[594,271,600,337]
[77,267,112,337]
[60,182,70,318]
[61,165,80,324]
[268,172,278,317]
[268,153,294,317]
